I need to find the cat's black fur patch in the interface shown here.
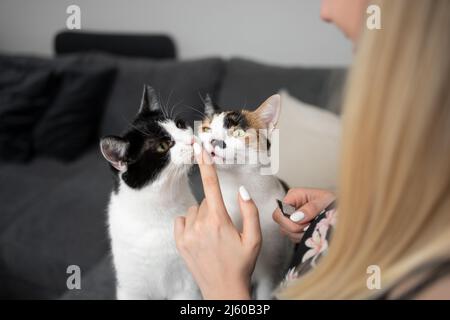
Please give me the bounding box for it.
[119,110,172,189]
[103,85,177,191]
[223,111,249,130]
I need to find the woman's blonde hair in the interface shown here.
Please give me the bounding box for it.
[279,0,450,299]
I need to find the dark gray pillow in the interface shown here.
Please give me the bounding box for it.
[33,63,116,161]
[0,54,116,162]
[70,53,225,136]
[0,55,55,162]
[217,58,347,113]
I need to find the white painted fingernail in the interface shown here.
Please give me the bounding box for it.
[303,224,310,232]
[290,211,305,222]
[239,185,251,201]
[193,143,202,155]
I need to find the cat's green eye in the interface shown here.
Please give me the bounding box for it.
[202,126,211,133]
[156,141,171,153]
[232,129,245,138]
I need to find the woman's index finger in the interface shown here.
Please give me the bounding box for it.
[196,147,226,213]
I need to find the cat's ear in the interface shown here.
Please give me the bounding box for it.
[254,94,281,132]
[203,94,218,118]
[100,136,129,172]
[139,85,160,114]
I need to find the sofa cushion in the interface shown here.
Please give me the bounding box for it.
[218,58,346,113]
[60,254,116,300]
[0,156,70,235]
[0,149,112,299]
[0,55,55,162]
[33,63,116,161]
[276,90,341,190]
[0,54,117,163]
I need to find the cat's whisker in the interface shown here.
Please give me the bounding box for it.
[174,110,192,118]
[182,104,208,119]
[236,113,244,123]
[172,109,185,121]
[243,99,248,110]
[120,115,152,136]
[169,100,184,120]
[163,90,174,120]
[165,89,176,119]
[157,90,170,120]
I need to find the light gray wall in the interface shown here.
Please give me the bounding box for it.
[0,0,352,66]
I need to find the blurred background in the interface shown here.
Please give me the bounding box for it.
[0,0,351,65]
[0,0,346,299]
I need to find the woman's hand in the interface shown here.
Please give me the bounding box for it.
[272,188,336,243]
[174,145,262,300]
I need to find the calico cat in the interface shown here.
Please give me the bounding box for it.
[100,85,200,299]
[198,94,292,299]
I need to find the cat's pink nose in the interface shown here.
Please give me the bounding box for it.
[190,137,195,145]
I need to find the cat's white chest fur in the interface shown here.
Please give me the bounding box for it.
[217,165,292,299]
[108,177,200,300]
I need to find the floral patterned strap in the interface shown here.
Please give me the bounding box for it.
[281,201,337,286]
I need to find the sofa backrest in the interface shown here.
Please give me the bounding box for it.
[217,58,347,114]
[64,53,347,139]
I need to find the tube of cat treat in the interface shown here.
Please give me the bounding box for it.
[276,199,296,218]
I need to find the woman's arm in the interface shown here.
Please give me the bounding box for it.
[174,144,262,300]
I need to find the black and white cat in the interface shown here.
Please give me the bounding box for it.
[100,85,200,299]
[198,95,292,299]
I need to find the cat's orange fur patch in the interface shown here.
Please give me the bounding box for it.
[242,110,265,129]
[241,110,269,151]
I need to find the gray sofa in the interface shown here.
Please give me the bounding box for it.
[0,49,345,299]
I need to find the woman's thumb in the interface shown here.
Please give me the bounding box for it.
[290,200,324,224]
[238,186,262,245]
